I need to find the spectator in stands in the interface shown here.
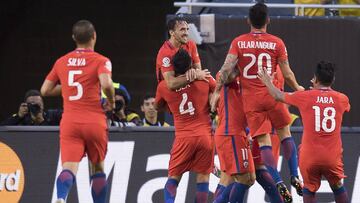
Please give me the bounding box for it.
[1,89,62,125]
[338,0,360,16]
[294,0,332,16]
[141,94,169,127]
[106,85,142,127]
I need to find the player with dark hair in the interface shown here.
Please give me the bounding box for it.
[211,3,304,202]
[155,49,216,203]
[156,16,210,90]
[41,20,114,203]
[258,61,350,203]
[212,68,256,202]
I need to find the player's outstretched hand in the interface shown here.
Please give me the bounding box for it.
[257,67,272,85]
[297,85,305,91]
[195,69,211,82]
[186,69,196,82]
[210,91,220,112]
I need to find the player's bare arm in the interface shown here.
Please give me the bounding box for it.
[210,54,238,112]
[99,73,115,110]
[257,67,285,102]
[40,80,62,96]
[278,59,304,91]
[164,69,211,90]
[192,62,201,70]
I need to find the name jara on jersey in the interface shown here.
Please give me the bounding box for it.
[316,96,334,104]
[67,58,86,67]
[175,84,191,92]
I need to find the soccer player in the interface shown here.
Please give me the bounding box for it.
[212,70,256,203]
[258,61,351,203]
[210,3,304,202]
[155,49,215,203]
[156,16,210,89]
[40,20,114,203]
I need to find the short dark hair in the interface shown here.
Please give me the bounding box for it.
[249,3,268,29]
[24,89,41,102]
[72,20,95,44]
[142,94,155,105]
[315,61,335,86]
[173,49,191,75]
[167,16,187,32]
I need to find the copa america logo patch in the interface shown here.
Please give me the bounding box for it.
[105,61,112,72]
[243,161,249,168]
[162,57,171,68]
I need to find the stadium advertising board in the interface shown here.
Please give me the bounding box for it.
[0,127,359,202]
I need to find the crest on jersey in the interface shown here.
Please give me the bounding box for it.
[243,161,248,168]
[105,61,112,72]
[162,57,171,68]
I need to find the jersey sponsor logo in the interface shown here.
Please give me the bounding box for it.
[105,61,112,72]
[237,41,276,50]
[316,96,334,104]
[0,142,25,202]
[162,57,171,68]
[67,58,86,67]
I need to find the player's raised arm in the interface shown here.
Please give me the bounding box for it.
[99,73,115,109]
[210,53,238,112]
[278,59,304,91]
[257,67,285,102]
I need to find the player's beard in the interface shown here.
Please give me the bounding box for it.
[176,34,188,45]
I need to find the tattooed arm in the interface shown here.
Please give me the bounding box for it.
[210,54,238,112]
[278,59,304,91]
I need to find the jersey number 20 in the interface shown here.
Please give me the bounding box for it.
[68,70,83,101]
[179,93,195,115]
[312,106,336,133]
[243,53,272,79]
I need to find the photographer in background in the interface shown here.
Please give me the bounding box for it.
[106,85,142,127]
[1,89,62,125]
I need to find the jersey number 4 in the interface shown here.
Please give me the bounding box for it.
[243,53,272,79]
[179,93,195,115]
[312,106,336,133]
[68,70,83,101]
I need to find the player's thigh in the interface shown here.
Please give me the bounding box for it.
[268,102,291,130]
[322,159,346,188]
[192,136,215,174]
[80,122,108,164]
[215,135,254,176]
[245,111,272,138]
[299,154,322,192]
[168,137,198,176]
[60,122,85,163]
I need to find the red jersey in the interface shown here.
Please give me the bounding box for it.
[156,40,200,82]
[215,76,247,136]
[46,49,112,123]
[155,79,216,138]
[228,32,287,95]
[284,88,350,156]
[273,65,285,91]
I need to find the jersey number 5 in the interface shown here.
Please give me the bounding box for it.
[68,70,83,101]
[312,106,336,133]
[179,93,195,115]
[243,53,272,79]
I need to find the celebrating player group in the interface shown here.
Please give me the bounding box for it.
[154,2,350,203]
[41,2,350,203]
